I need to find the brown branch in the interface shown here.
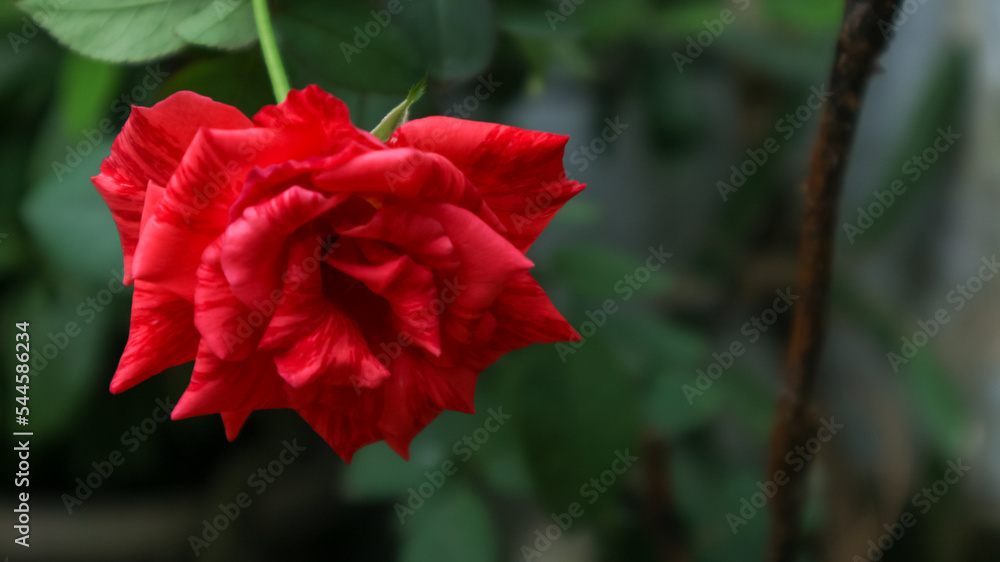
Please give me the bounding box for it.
[641,434,690,562]
[765,2,899,561]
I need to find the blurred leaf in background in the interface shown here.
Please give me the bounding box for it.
[0,0,991,561]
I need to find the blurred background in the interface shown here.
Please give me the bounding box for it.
[1,0,997,560]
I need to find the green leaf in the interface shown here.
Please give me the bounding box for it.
[370,75,427,142]
[847,50,969,250]
[18,0,211,63]
[176,0,257,51]
[833,279,973,457]
[21,141,123,283]
[509,342,642,512]
[400,482,496,562]
[56,53,121,139]
[395,0,495,82]
[899,352,972,457]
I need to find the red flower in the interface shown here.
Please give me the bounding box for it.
[92,86,583,461]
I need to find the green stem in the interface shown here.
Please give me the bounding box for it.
[252,0,290,102]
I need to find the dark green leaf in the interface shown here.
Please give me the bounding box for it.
[275,0,424,94]
[394,0,495,82]
[496,0,581,37]
[509,343,642,511]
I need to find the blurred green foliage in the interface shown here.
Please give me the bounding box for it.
[0,0,986,561]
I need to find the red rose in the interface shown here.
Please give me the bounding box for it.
[93,85,583,461]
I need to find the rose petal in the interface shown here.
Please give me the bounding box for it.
[292,391,384,463]
[374,351,480,459]
[340,205,458,270]
[92,91,250,284]
[172,342,288,420]
[488,271,582,352]
[228,145,373,223]
[253,85,384,154]
[194,240,268,361]
[417,202,533,352]
[134,124,326,301]
[261,240,391,389]
[221,186,349,307]
[325,239,442,357]
[109,281,200,394]
[138,180,165,236]
[391,116,585,250]
[310,148,506,233]
[221,411,251,441]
